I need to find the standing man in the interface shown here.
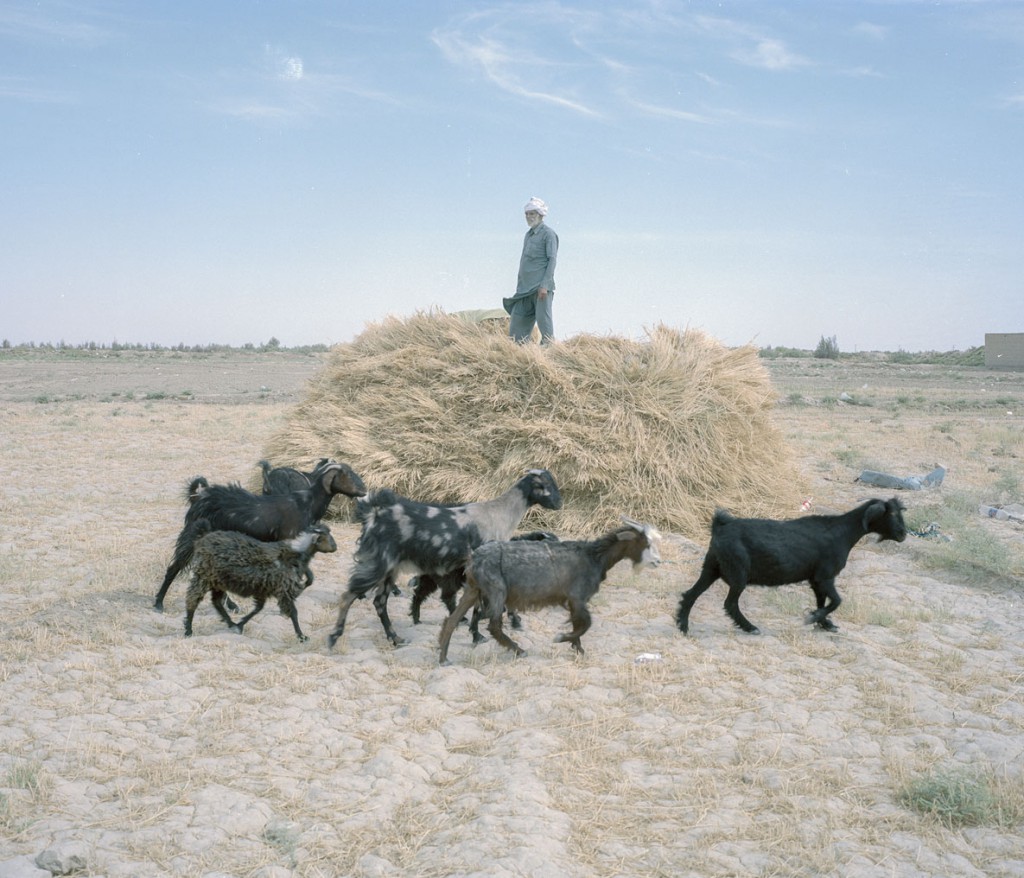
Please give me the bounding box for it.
[503,196,558,344]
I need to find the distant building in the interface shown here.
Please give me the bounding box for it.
[985,333,1024,369]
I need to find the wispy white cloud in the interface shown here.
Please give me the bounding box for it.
[852,22,888,41]
[628,99,715,125]
[841,65,884,79]
[0,76,72,103]
[432,23,601,118]
[0,2,111,47]
[730,37,809,71]
[696,15,811,71]
[213,99,296,120]
[265,45,304,82]
[280,57,303,82]
[206,45,403,122]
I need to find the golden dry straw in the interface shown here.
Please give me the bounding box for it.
[262,312,805,538]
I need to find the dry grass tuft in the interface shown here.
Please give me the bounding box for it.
[263,313,804,537]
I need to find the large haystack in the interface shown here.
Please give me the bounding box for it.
[263,313,805,538]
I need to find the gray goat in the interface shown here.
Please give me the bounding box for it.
[439,517,661,664]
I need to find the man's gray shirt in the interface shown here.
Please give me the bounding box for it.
[515,222,558,296]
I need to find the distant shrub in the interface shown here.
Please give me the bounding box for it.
[814,335,840,360]
[886,347,985,367]
[759,345,809,359]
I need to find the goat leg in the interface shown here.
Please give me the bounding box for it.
[554,602,591,654]
[488,614,526,658]
[327,591,359,649]
[281,599,308,642]
[438,590,478,665]
[228,596,266,634]
[723,582,759,634]
[154,563,179,612]
[675,560,720,634]
[468,605,487,644]
[806,579,841,631]
[205,589,238,630]
[409,574,436,624]
[372,584,406,646]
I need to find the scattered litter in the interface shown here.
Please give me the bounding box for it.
[800,497,814,512]
[634,652,662,664]
[979,503,1024,523]
[909,522,951,542]
[857,465,945,491]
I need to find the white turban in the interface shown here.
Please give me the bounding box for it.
[524,196,548,216]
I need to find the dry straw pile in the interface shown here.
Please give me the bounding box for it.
[263,312,804,538]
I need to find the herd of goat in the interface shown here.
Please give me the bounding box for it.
[154,458,908,663]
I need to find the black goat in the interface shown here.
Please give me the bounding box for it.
[184,522,337,642]
[259,458,330,495]
[438,518,661,664]
[675,497,907,636]
[153,462,365,612]
[327,469,562,649]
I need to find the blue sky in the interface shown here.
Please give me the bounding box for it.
[2,1,1022,351]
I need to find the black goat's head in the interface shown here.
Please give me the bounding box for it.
[864,497,908,543]
[522,468,562,510]
[320,462,367,498]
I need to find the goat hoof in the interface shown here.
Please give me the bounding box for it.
[154,603,165,614]
[514,649,528,659]
[297,634,309,642]
[390,636,408,648]
[744,627,761,635]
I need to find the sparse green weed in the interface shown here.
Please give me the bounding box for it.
[898,765,1019,827]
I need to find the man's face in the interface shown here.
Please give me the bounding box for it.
[525,210,542,229]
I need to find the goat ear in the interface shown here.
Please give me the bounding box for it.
[319,464,342,487]
[862,501,885,529]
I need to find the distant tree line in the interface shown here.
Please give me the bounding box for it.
[758,337,984,366]
[0,337,330,354]
[0,336,985,366]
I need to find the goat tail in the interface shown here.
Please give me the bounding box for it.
[345,558,389,598]
[191,519,214,541]
[710,509,735,532]
[170,517,212,573]
[186,477,209,505]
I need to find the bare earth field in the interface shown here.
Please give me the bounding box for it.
[1,348,1022,878]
